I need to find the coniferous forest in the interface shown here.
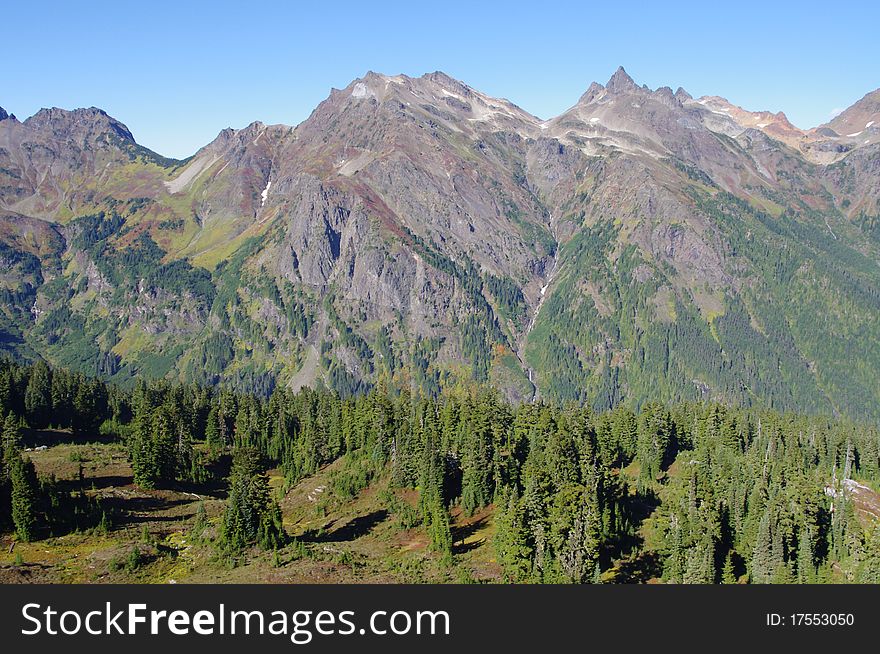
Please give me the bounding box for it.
[1,358,877,584]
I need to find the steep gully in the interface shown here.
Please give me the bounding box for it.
[514,212,562,400]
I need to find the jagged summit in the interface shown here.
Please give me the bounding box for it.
[577,67,680,106]
[605,66,639,94]
[577,81,605,105]
[313,68,542,140]
[422,70,473,95]
[23,106,135,143]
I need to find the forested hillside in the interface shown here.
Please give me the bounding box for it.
[2,360,878,583]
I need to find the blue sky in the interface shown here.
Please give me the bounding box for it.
[4,1,878,159]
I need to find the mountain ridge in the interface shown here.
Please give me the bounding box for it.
[1,68,880,421]
[6,67,876,163]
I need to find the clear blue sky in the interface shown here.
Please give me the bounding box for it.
[4,0,878,159]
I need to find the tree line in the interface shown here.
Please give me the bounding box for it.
[0,358,878,582]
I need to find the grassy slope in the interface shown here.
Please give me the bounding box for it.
[2,433,877,584]
[0,438,500,584]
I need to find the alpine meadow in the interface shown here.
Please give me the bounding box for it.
[1,66,879,584]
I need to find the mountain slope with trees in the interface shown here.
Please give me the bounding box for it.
[1,69,879,421]
[1,360,878,583]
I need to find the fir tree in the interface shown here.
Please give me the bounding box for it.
[721,551,737,584]
[24,363,52,429]
[2,412,24,451]
[9,452,39,541]
[219,448,286,553]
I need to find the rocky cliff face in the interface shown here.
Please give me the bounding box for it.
[1,69,880,418]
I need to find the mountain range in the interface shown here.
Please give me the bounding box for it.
[1,67,879,420]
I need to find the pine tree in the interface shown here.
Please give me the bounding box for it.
[461,408,493,515]
[219,448,286,553]
[9,452,39,541]
[24,363,52,429]
[683,538,716,584]
[493,487,531,581]
[666,513,685,583]
[721,551,737,584]
[205,404,222,450]
[751,508,774,584]
[425,493,453,564]
[3,412,24,451]
[130,407,160,489]
[856,525,880,583]
[0,370,13,416]
[50,371,74,429]
[550,483,601,583]
[72,379,107,436]
[797,527,815,584]
[636,403,672,488]
[151,408,177,481]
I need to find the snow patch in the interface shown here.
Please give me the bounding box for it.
[756,122,769,128]
[260,180,271,207]
[866,121,875,128]
[847,131,862,137]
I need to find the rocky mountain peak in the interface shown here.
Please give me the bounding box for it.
[653,86,681,108]
[23,106,135,143]
[605,66,639,94]
[577,81,606,105]
[675,87,693,103]
[0,106,8,121]
[422,70,473,97]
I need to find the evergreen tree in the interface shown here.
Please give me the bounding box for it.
[2,412,24,451]
[130,411,160,489]
[219,448,286,553]
[493,487,531,581]
[71,378,108,436]
[797,527,815,584]
[24,363,52,429]
[721,551,737,584]
[9,452,38,541]
[636,402,673,487]
[857,525,880,583]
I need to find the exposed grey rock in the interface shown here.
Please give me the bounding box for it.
[1,68,879,411]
